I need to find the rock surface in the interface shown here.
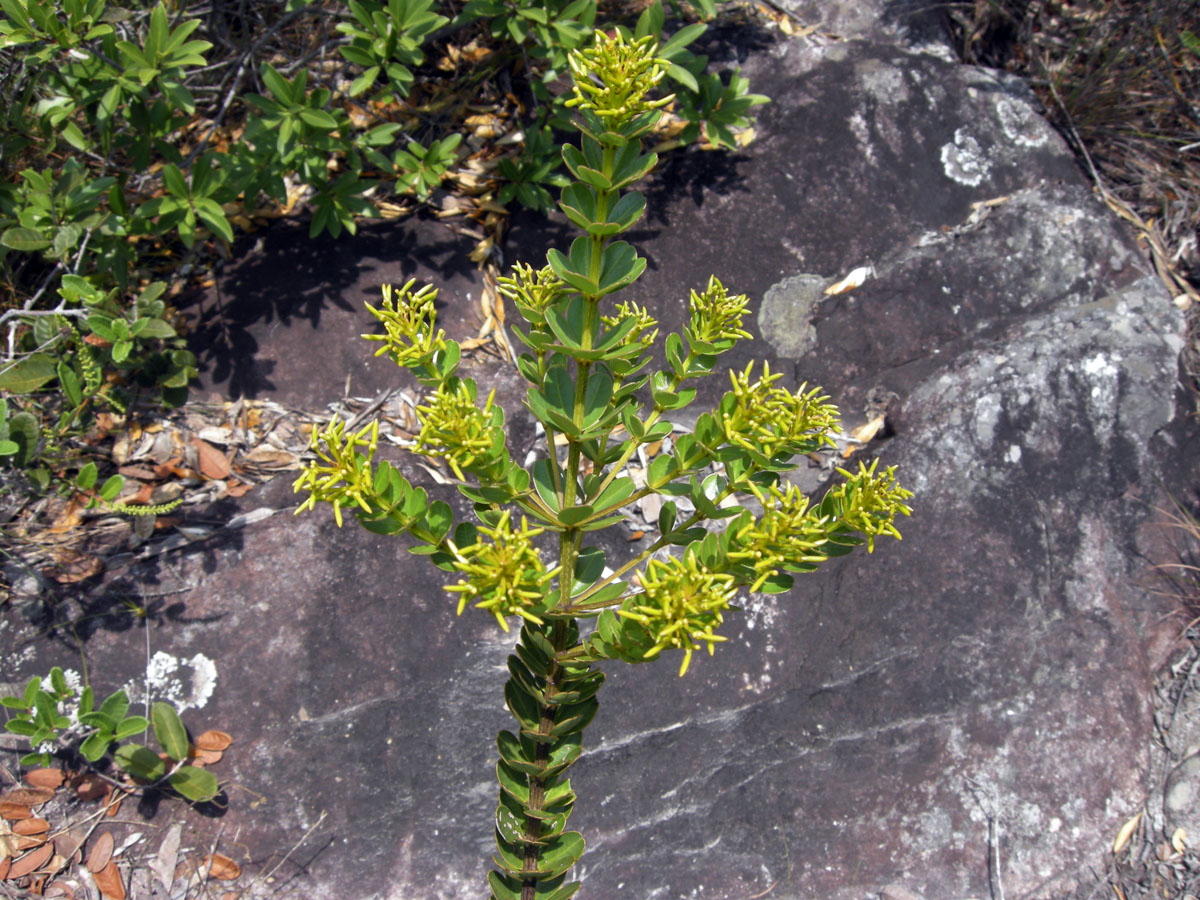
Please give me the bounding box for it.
[2,9,1192,900]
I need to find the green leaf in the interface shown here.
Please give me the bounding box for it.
[97,689,129,721]
[114,743,168,782]
[535,831,586,878]
[3,412,39,466]
[58,360,83,407]
[113,715,150,740]
[298,108,338,129]
[162,164,188,198]
[99,474,124,501]
[260,63,293,105]
[152,701,189,761]
[557,504,594,527]
[79,731,111,762]
[532,457,562,512]
[168,765,219,802]
[1,227,51,251]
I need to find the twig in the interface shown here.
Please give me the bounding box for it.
[964,776,1005,900]
[249,809,328,894]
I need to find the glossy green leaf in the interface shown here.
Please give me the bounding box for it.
[168,765,219,802]
[114,743,168,782]
[152,701,189,761]
[1,227,51,251]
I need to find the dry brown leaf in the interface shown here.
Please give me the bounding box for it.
[42,551,104,584]
[1,792,53,816]
[151,824,182,895]
[14,834,46,851]
[73,774,108,802]
[44,880,76,899]
[23,769,65,791]
[1113,811,1142,855]
[841,414,887,458]
[0,856,8,879]
[0,803,32,821]
[9,842,52,879]
[93,859,126,900]
[240,447,298,469]
[824,265,876,296]
[52,827,87,862]
[48,500,85,534]
[86,831,114,873]
[12,819,49,836]
[194,730,233,751]
[104,794,121,817]
[192,438,232,480]
[203,853,241,881]
[224,481,254,498]
[222,892,240,900]
[187,748,222,766]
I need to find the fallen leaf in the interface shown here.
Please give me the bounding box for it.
[52,827,87,862]
[195,730,233,751]
[150,824,182,895]
[12,819,49,836]
[0,804,32,821]
[23,770,65,791]
[42,551,104,584]
[9,842,52,878]
[823,264,876,296]
[224,481,254,498]
[93,859,126,899]
[191,438,232,480]
[841,414,887,458]
[203,853,241,880]
[44,880,76,899]
[187,747,222,766]
[73,774,108,802]
[240,446,297,469]
[14,834,46,851]
[2,788,52,807]
[1113,811,1142,855]
[1173,827,1187,853]
[0,857,8,879]
[628,530,645,541]
[87,832,114,873]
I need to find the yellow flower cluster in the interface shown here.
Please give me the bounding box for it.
[826,459,914,551]
[601,300,659,352]
[719,363,841,458]
[620,551,737,676]
[292,418,380,526]
[362,279,445,369]
[414,379,498,480]
[498,262,567,325]
[566,32,674,123]
[445,512,560,632]
[687,276,752,348]
[729,483,832,591]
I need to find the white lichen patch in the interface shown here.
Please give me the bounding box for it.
[1005,444,1022,464]
[125,651,218,712]
[995,97,1050,148]
[1078,352,1119,446]
[848,111,875,165]
[940,128,991,187]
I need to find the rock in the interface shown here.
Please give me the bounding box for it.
[1165,754,1200,838]
[1,11,1189,900]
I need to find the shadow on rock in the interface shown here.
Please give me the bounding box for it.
[183,211,475,399]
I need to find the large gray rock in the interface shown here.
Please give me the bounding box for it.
[2,15,1188,900]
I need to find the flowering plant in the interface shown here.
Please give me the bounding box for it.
[295,31,912,899]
